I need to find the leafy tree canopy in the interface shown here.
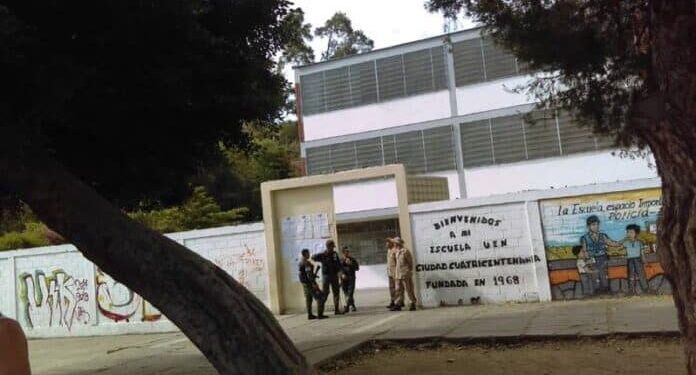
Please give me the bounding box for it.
[315,11,374,61]
[425,0,651,149]
[0,0,292,209]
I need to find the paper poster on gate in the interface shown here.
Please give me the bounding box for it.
[280,213,331,283]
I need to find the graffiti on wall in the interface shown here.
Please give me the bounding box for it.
[413,204,542,307]
[96,268,162,323]
[212,245,266,296]
[540,188,670,300]
[18,269,91,330]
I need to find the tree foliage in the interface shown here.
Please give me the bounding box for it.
[315,11,374,60]
[0,0,291,210]
[278,7,315,67]
[129,186,248,233]
[199,121,299,221]
[425,0,650,149]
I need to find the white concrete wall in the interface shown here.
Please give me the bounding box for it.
[0,223,268,338]
[409,177,662,307]
[464,151,658,198]
[411,203,543,307]
[355,264,389,290]
[302,91,451,141]
[456,76,535,116]
[333,178,398,213]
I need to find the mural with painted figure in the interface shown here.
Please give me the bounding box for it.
[18,269,92,330]
[540,188,669,300]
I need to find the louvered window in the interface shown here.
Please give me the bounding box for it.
[460,120,494,167]
[299,72,325,115]
[376,55,406,101]
[423,126,456,172]
[355,137,383,168]
[453,36,530,87]
[305,126,456,175]
[305,146,332,175]
[524,110,561,159]
[330,141,357,172]
[323,67,352,111]
[490,115,526,163]
[349,61,378,106]
[394,130,426,173]
[299,47,450,115]
[557,111,596,154]
[481,37,518,80]
[453,38,486,86]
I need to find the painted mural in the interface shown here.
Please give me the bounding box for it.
[18,268,92,330]
[540,188,670,300]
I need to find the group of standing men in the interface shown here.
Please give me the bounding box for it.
[298,240,359,320]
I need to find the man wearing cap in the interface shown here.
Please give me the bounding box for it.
[580,215,620,294]
[390,237,417,311]
[312,239,345,315]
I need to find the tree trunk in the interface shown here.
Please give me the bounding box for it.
[647,1,696,373]
[0,133,310,374]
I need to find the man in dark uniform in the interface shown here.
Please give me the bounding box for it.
[299,249,326,320]
[341,246,359,313]
[312,240,344,315]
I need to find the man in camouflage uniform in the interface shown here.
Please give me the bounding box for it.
[299,249,326,320]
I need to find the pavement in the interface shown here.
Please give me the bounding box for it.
[27,290,679,375]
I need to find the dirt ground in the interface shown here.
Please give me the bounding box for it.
[319,337,685,375]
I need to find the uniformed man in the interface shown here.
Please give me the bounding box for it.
[390,237,417,311]
[386,239,397,309]
[340,246,360,313]
[312,240,344,315]
[299,249,327,320]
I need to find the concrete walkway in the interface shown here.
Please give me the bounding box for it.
[28,295,678,374]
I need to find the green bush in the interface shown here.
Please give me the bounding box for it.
[129,186,248,233]
[0,223,50,251]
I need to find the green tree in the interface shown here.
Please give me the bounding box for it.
[315,11,374,60]
[279,7,315,68]
[129,186,248,233]
[205,121,299,221]
[0,0,308,372]
[425,0,696,370]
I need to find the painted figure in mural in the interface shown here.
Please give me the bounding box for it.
[390,237,417,311]
[572,245,596,296]
[580,215,621,294]
[340,246,360,313]
[623,224,649,294]
[0,312,32,375]
[386,239,397,309]
[298,249,327,320]
[312,240,345,315]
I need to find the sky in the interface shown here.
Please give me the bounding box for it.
[284,0,475,83]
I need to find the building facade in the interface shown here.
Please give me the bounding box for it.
[294,27,656,198]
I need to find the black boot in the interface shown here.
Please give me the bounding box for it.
[308,314,317,320]
[386,302,395,309]
[351,304,357,312]
[409,303,416,311]
[390,305,402,311]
